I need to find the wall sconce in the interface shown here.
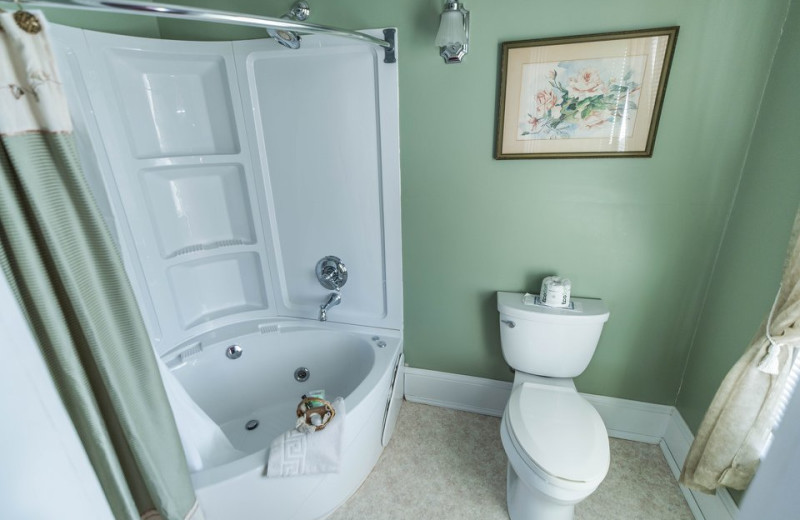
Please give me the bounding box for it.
[435,1,470,64]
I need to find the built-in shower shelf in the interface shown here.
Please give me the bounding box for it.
[141,163,258,259]
[105,48,240,159]
[167,252,269,329]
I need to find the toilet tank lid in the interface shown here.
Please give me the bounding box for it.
[496,292,609,323]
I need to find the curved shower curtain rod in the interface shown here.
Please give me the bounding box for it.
[18,0,397,62]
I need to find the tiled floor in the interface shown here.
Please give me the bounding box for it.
[329,401,694,520]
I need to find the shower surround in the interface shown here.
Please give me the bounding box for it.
[52,24,402,519]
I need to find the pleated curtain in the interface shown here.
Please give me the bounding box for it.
[681,204,800,493]
[0,11,201,520]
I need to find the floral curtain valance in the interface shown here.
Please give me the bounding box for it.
[0,10,71,135]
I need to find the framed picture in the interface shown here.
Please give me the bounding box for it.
[495,27,679,159]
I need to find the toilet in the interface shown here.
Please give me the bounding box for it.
[497,291,611,520]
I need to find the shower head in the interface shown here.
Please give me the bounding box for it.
[267,1,310,50]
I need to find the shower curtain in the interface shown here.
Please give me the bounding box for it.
[0,11,200,520]
[681,204,800,493]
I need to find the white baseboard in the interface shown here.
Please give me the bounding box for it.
[660,409,739,520]
[403,367,671,443]
[403,367,737,520]
[403,367,512,417]
[582,393,672,444]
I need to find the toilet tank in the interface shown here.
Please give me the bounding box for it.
[497,292,610,378]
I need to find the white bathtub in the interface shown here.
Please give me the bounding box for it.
[164,320,404,520]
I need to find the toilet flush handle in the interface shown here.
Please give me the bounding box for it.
[501,319,515,328]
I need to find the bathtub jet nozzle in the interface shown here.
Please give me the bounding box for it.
[319,291,341,321]
[226,344,243,359]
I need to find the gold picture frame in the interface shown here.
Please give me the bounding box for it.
[495,27,679,159]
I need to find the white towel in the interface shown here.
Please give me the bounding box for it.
[266,397,345,477]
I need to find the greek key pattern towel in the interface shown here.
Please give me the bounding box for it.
[267,397,345,477]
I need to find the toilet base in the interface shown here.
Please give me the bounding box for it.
[507,463,575,520]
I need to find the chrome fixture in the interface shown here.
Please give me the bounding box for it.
[294,367,311,382]
[501,319,516,328]
[435,1,470,64]
[316,256,346,321]
[319,292,342,322]
[287,1,310,20]
[266,1,309,50]
[316,256,348,290]
[245,419,259,430]
[225,344,243,359]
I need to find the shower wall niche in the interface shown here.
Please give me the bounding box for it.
[52,26,402,356]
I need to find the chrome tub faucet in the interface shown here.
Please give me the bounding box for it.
[319,292,341,321]
[315,256,347,322]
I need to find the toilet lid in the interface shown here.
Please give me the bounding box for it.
[507,383,609,483]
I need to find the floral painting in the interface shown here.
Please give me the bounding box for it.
[495,27,679,159]
[517,56,647,140]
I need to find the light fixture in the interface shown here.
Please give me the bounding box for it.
[435,1,470,64]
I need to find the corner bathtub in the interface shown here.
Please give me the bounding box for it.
[165,320,404,520]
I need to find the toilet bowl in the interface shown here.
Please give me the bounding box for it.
[500,380,609,520]
[496,291,611,520]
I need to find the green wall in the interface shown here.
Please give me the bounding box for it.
[676,0,800,433]
[39,1,792,407]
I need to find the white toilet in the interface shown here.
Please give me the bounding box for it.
[497,291,611,520]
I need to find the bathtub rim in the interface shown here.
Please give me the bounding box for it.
[165,318,403,488]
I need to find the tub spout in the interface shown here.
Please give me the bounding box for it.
[319,292,341,321]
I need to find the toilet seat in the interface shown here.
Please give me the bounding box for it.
[506,382,609,486]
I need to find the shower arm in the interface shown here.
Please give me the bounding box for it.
[18,0,397,63]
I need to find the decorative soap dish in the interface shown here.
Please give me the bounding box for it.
[296,396,336,432]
